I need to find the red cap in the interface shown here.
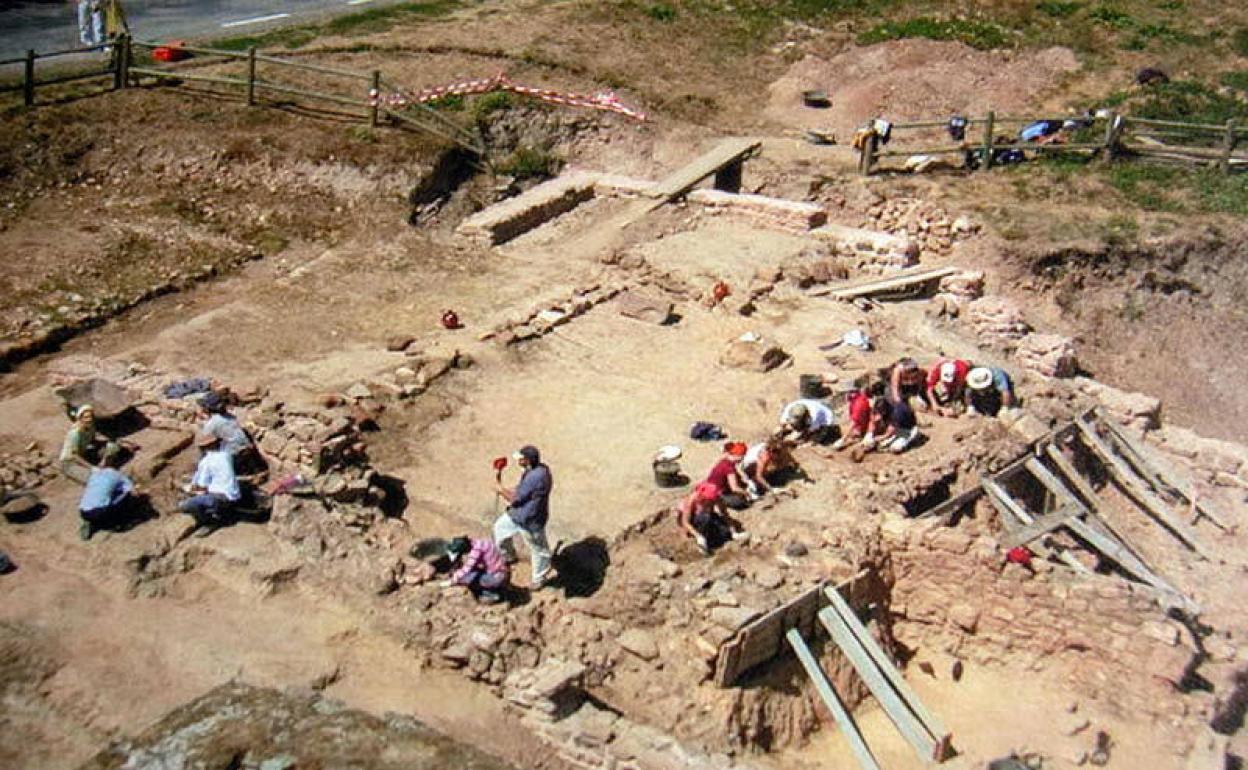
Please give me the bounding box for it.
[695,482,721,502]
[491,456,508,471]
[1006,546,1033,566]
[726,442,747,457]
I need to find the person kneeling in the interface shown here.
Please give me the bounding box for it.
[443,536,510,604]
[862,396,921,455]
[179,432,241,537]
[742,437,800,496]
[78,452,135,541]
[677,482,746,555]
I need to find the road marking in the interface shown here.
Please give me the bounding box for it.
[220,12,291,28]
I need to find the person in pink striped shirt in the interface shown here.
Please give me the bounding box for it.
[442,536,511,603]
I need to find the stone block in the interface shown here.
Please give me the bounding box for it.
[967,296,1030,345]
[617,629,660,661]
[718,336,789,372]
[1016,333,1079,378]
[1075,378,1161,431]
[709,605,763,631]
[687,189,828,233]
[456,172,597,246]
[615,291,674,325]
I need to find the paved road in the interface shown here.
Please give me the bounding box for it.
[0,0,411,61]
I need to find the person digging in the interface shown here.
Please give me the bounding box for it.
[441,535,511,604]
[926,359,970,418]
[965,366,1017,418]
[677,481,747,555]
[59,404,122,485]
[704,441,752,508]
[741,436,802,496]
[493,445,554,591]
[778,399,836,444]
[178,432,241,538]
[78,450,136,541]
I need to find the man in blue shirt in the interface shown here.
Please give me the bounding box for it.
[78,452,135,541]
[493,445,554,590]
[965,366,1017,418]
[179,432,242,537]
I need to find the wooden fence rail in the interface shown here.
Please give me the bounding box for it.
[860,111,1247,176]
[2,35,484,155]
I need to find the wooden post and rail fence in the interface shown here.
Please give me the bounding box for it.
[858,110,1245,176]
[0,35,484,155]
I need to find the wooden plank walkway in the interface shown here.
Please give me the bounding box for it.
[817,265,959,301]
[646,137,761,204]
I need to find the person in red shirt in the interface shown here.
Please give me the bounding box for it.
[704,441,750,509]
[676,482,746,554]
[925,358,971,417]
[832,383,879,450]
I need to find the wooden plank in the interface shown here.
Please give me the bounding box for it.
[823,587,950,757]
[1000,506,1079,549]
[1076,419,1210,558]
[983,480,1090,575]
[1044,444,1101,508]
[1096,413,1231,531]
[647,138,761,202]
[817,607,939,762]
[786,630,883,770]
[824,266,958,301]
[916,484,983,520]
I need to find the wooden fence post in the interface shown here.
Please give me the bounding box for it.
[246,46,257,106]
[120,34,131,88]
[23,49,35,107]
[980,110,995,172]
[1221,120,1237,175]
[112,35,128,89]
[369,69,381,127]
[1102,112,1120,161]
[857,132,877,175]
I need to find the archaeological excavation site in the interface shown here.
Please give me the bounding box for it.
[2,2,1248,769]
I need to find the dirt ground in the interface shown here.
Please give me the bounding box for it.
[2,3,1248,770]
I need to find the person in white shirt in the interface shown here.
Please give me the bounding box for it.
[778,399,836,444]
[178,432,241,537]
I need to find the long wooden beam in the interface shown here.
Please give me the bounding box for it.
[822,588,951,759]
[1095,412,1231,531]
[983,479,1091,575]
[817,607,941,762]
[822,266,958,301]
[1075,419,1210,558]
[1001,505,1079,549]
[786,629,883,770]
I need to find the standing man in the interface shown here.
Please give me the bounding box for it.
[494,445,554,590]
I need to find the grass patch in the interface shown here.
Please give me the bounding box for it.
[471,91,513,122]
[1221,71,1248,94]
[857,17,1010,50]
[212,1,459,51]
[495,146,561,180]
[1037,0,1082,17]
[645,3,677,22]
[1233,27,1248,56]
[1106,164,1248,215]
[1132,80,1248,126]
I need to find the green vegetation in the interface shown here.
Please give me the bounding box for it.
[1107,164,1248,216]
[1132,80,1248,126]
[471,91,513,122]
[214,1,459,50]
[1233,27,1248,56]
[1221,71,1248,94]
[1037,1,1082,18]
[645,3,677,22]
[495,146,561,180]
[857,18,1010,49]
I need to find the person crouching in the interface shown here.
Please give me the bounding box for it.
[179,432,241,537]
[677,481,747,555]
[443,536,510,604]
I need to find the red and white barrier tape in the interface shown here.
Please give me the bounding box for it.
[374,73,647,122]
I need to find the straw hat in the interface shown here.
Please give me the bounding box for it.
[967,367,994,391]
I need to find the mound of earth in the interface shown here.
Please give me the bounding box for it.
[766,40,1081,136]
[80,681,517,770]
